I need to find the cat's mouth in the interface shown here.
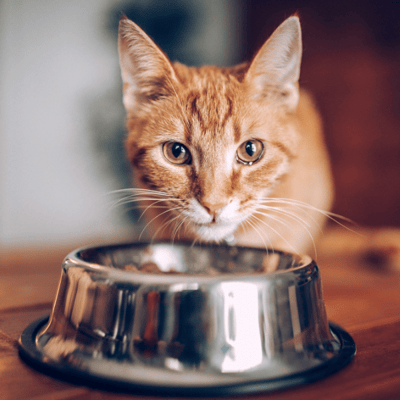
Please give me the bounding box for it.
[192,220,225,228]
[189,220,238,242]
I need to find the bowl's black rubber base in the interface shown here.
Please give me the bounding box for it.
[19,315,356,397]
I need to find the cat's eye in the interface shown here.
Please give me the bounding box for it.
[236,139,264,165]
[163,142,191,165]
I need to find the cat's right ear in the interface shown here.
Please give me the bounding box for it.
[118,16,177,111]
[245,16,302,110]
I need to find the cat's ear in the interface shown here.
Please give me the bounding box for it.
[245,16,302,109]
[118,16,177,111]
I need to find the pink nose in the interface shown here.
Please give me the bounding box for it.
[202,201,227,216]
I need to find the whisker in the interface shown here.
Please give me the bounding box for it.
[261,197,358,232]
[133,205,173,209]
[254,210,292,230]
[107,188,177,203]
[256,205,315,232]
[152,212,183,242]
[139,206,184,226]
[139,207,181,241]
[107,188,175,196]
[190,237,199,249]
[110,196,178,211]
[245,216,272,254]
[172,215,189,243]
[239,220,251,238]
[259,199,322,229]
[107,188,185,226]
[138,200,183,221]
[261,197,332,218]
[250,213,301,256]
[171,215,183,244]
[106,187,191,243]
[254,210,317,258]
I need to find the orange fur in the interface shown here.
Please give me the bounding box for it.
[118,15,333,254]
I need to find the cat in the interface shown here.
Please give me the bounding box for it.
[117,15,333,255]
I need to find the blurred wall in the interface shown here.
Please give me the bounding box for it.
[0,0,123,246]
[0,0,242,247]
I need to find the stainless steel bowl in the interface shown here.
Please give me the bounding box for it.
[19,242,355,395]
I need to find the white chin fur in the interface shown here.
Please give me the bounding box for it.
[190,222,238,243]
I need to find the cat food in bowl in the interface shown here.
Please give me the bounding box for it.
[19,242,355,396]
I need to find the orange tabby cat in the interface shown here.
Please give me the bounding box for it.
[118,15,333,255]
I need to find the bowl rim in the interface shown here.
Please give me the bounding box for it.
[63,240,316,285]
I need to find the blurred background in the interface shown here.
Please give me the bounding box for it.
[1,0,399,249]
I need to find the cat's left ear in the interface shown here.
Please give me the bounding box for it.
[118,16,177,111]
[245,16,302,109]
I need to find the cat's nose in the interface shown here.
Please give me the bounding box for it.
[202,201,227,216]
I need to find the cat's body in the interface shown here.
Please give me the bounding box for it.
[118,15,333,255]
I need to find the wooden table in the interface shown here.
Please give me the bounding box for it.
[1,228,400,400]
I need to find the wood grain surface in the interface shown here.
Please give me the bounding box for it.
[1,228,400,400]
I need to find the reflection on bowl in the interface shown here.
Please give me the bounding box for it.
[19,242,356,395]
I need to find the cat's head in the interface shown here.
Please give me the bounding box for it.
[118,16,302,242]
